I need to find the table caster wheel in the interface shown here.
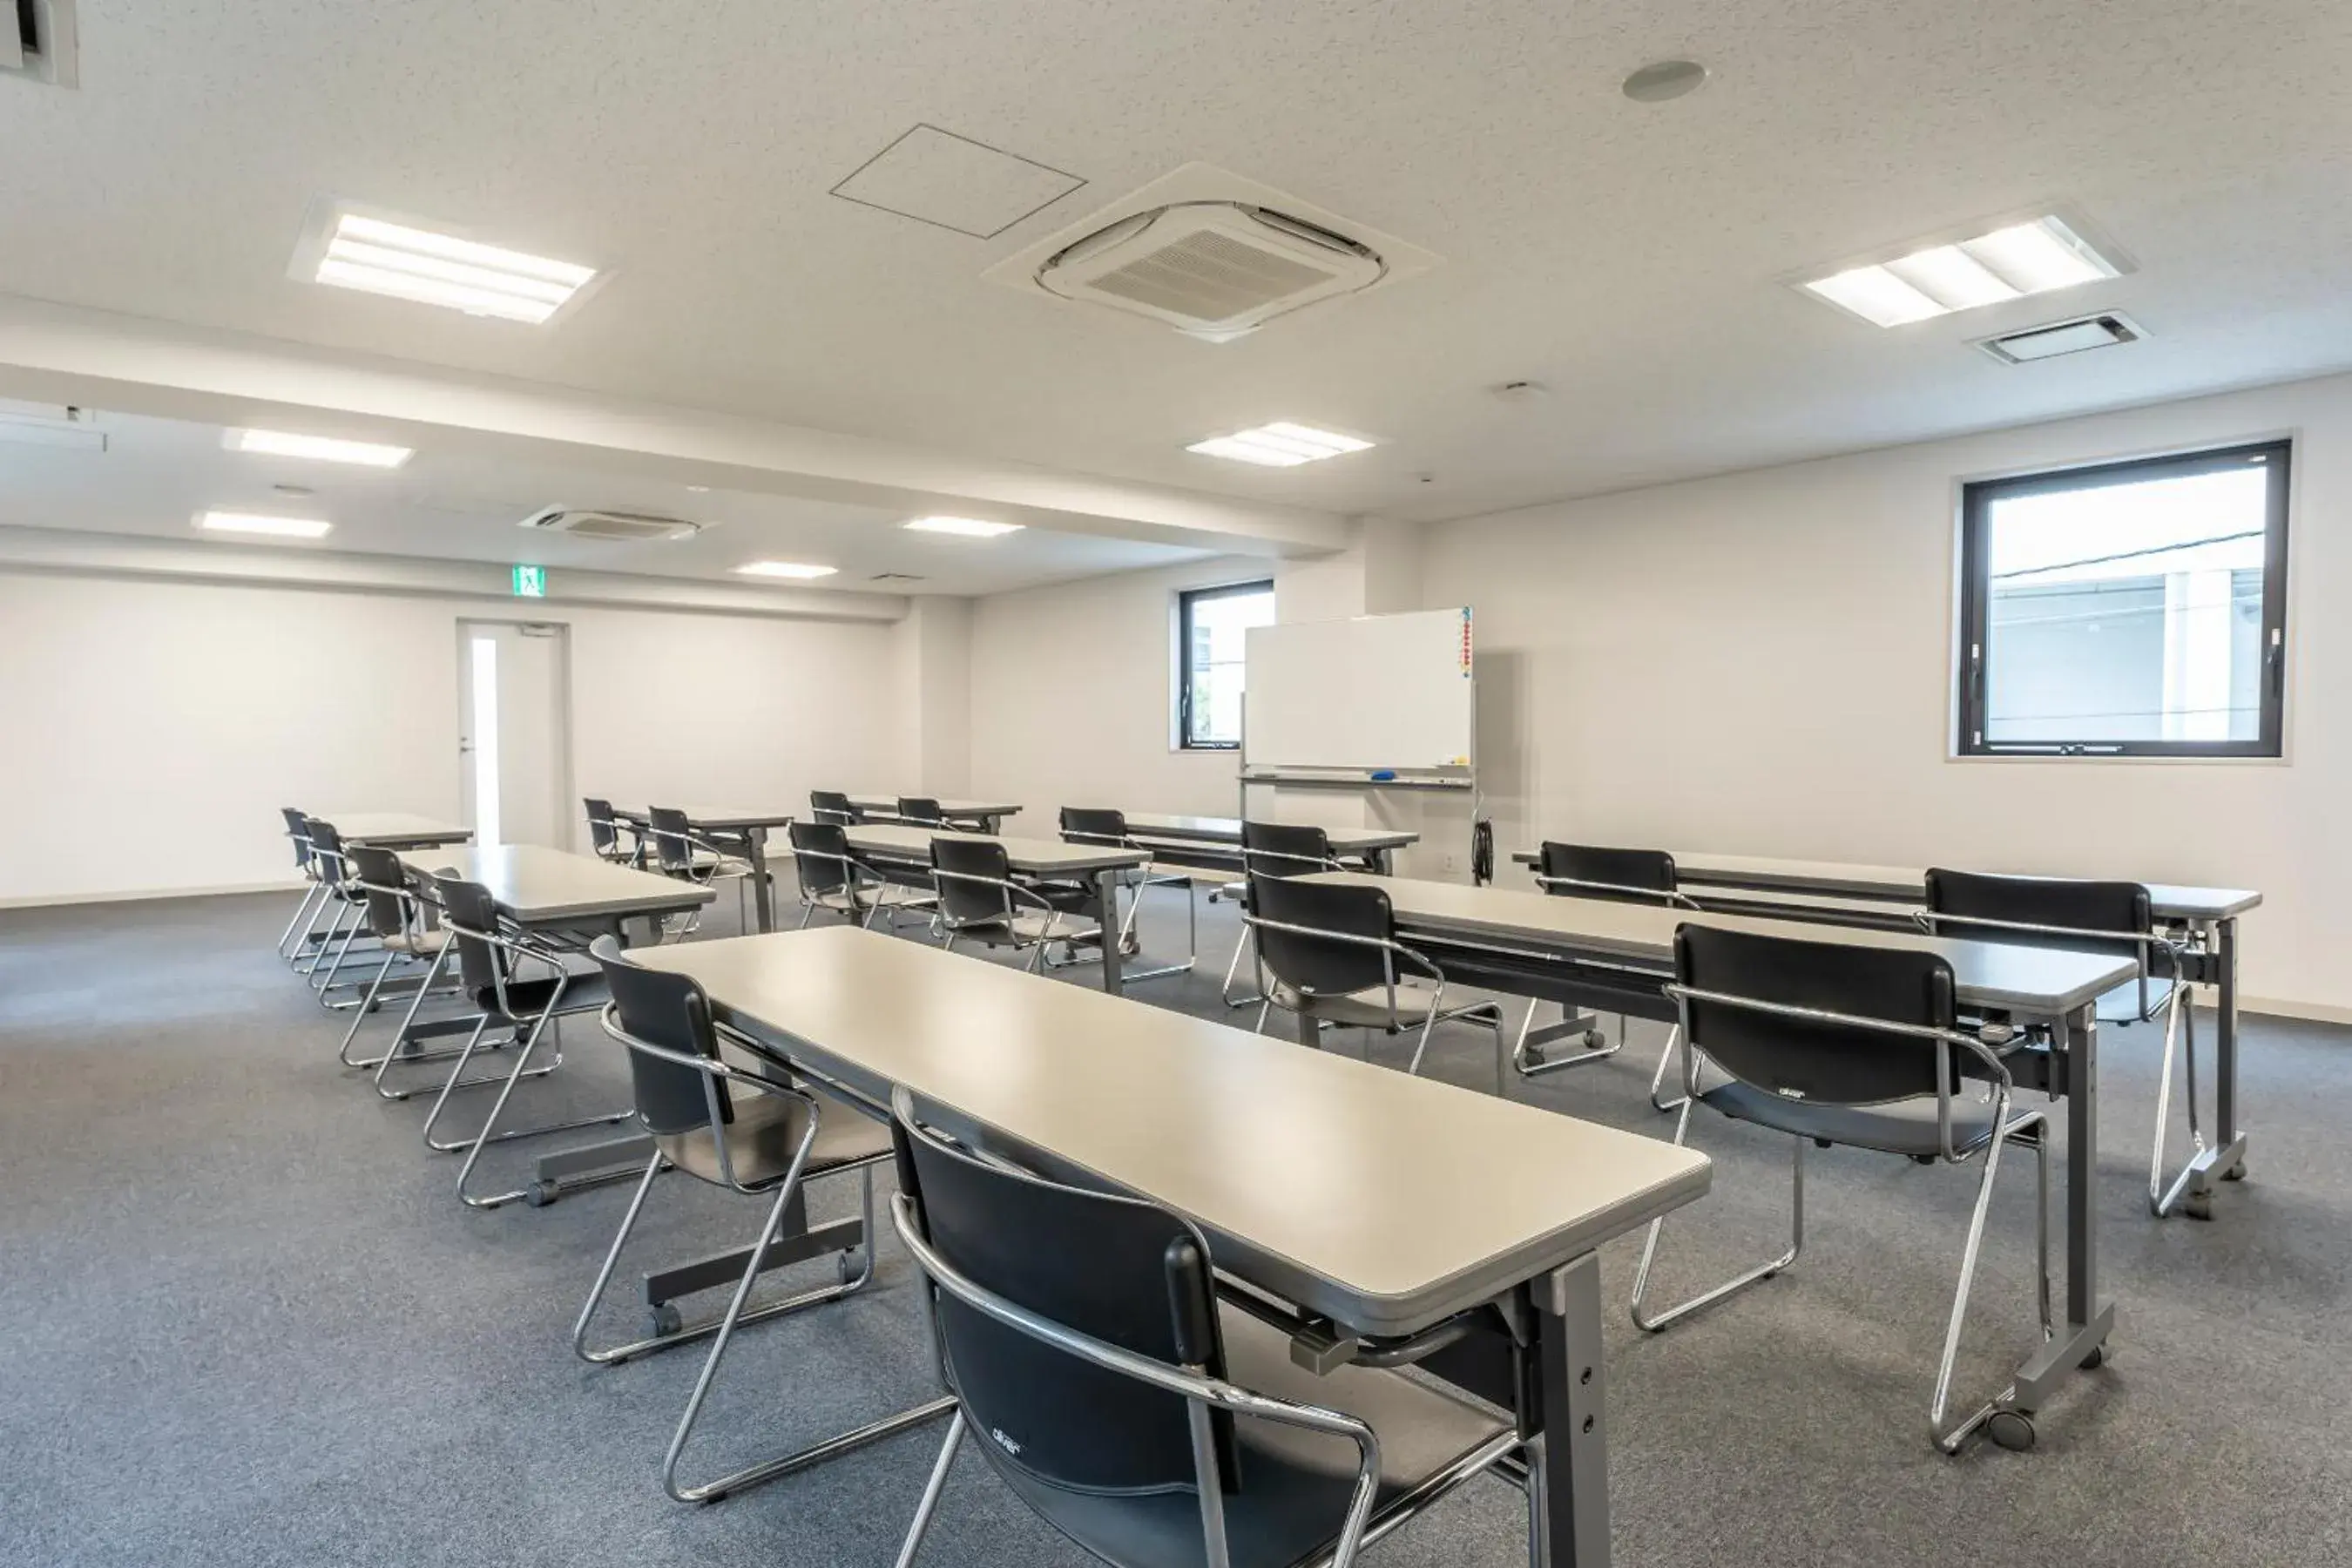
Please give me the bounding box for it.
[2184,1192,2213,1220]
[2223,1161,2247,1181]
[838,1249,865,1286]
[2082,1343,2108,1369]
[645,1301,684,1338]
[1521,1044,1547,1068]
[1583,1030,1607,1050]
[1986,1410,2037,1451]
[524,1179,561,1208]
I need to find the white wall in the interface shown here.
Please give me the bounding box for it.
[0,571,909,904]
[969,556,1273,821]
[1422,372,2351,1018]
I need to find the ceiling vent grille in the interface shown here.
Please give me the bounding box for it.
[1977,312,2146,365]
[869,571,927,583]
[3,0,78,86]
[1039,204,1382,341]
[517,506,700,543]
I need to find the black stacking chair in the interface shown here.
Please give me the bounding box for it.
[576,941,950,1503]
[583,797,638,864]
[298,820,384,1006]
[887,1091,1524,1567]
[897,795,948,827]
[331,845,455,1070]
[1534,842,1701,1108]
[275,808,329,961]
[646,806,754,937]
[1919,869,2198,1218]
[787,820,935,930]
[416,875,628,1209]
[808,789,858,827]
[1058,807,1200,982]
[1244,872,1505,1077]
[1629,923,2051,1454]
[930,835,1099,971]
[1220,822,1347,1007]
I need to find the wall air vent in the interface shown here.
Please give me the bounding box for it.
[1977,312,2146,365]
[3,0,78,86]
[869,571,927,583]
[0,402,102,450]
[984,164,1440,343]
[517,506,701,542]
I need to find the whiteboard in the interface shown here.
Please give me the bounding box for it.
[1243,608,1475,771]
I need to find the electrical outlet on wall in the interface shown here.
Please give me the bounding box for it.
[1441,851,1461,875]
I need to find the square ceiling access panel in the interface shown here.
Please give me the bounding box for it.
[830,124,1085,239]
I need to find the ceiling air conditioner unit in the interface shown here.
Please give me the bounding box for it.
[517,507,700,543]
[1037,202,1385,342]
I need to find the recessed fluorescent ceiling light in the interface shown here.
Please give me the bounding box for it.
[903,517,1024,537]
[733,560,839,579]
[196,510,333,539]
[226,429,414,468]
[1186,422,1375,467]
[308,213,596,323]
[1801,216,2118,328]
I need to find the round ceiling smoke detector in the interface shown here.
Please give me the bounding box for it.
[1622,59,1708,103]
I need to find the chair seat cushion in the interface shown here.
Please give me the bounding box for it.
[473,969,608,1021]
[1269,979,1472,1032]
[1699,1080,2000,1159]
[864,884,938,909]
[981,1304,1511,1568]
[654,1084,890,1188]
[383,929,449,956]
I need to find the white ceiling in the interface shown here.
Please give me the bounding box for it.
[3,0,2349,551]
[0,406,1210,594]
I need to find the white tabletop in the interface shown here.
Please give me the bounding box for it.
[1316,872,2139,1016]
[399,844,713,925]
[1511,848,2262,923]
[319,813,475,848]
[613,804,796,830]
[1123,814,1420,855]
[846,822,1146,876]
[628,926,1710,1337]
[847,794,1022,819]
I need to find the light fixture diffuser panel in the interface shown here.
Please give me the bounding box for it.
[289,200,605,326]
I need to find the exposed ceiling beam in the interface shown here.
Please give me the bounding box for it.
[0,294,1353,558]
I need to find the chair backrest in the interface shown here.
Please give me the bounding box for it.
[1675,923,1957,1105]
[280,808,313,869]
[1240,821,1334,878]
[809,789,856,826]
[788,819,855,897]
[899,796,947,826]
[592,940,733,1136]
[893,1106,1234,1496]
[646,807,696,873]
[1247,871,1395,998]
[1058,807,1128,848]
[1923,869,2152,965]
[345,845,412,938]
[434,875,510,1002]
[1538,842,1678,903]
[582,797,618,855]
[306,819,348,882]
[931,835,1014,927]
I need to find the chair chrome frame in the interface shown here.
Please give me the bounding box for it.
[584,801,641,865]
[276,815,331,962]
[413,902,633,1209]
[930,864,1093,973]
[331,859,468,1074]
[791,841,936,932]
[1913,905,2200,1219]
[1528,874,1701,1108]
[888,1092,1528,1568]
[574,993,953,1504]
[646,811,756,938]
[301,838,395,1008]
[1628,982,2052,1454]
[1219,842,1348,1010]
[1242,910,1508,1082]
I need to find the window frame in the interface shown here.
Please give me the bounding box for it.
[1175,578,1275,752]
[1955,438,2291,760]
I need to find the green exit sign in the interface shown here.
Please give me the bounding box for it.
[511,564,547,598]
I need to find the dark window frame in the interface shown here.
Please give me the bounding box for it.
[1177,578,1274,751]
[1956,438,2291,759]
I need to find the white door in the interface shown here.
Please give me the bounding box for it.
[457,620,572,849]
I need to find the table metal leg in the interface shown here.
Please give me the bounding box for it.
[745,826,776,934]
[1095,866,1125,997]
[1529,1254,1610,1566]
[2013,1004,2114,1409]
[2215,915,2247,1182]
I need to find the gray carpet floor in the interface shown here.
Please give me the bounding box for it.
[3,885,2349,1567]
